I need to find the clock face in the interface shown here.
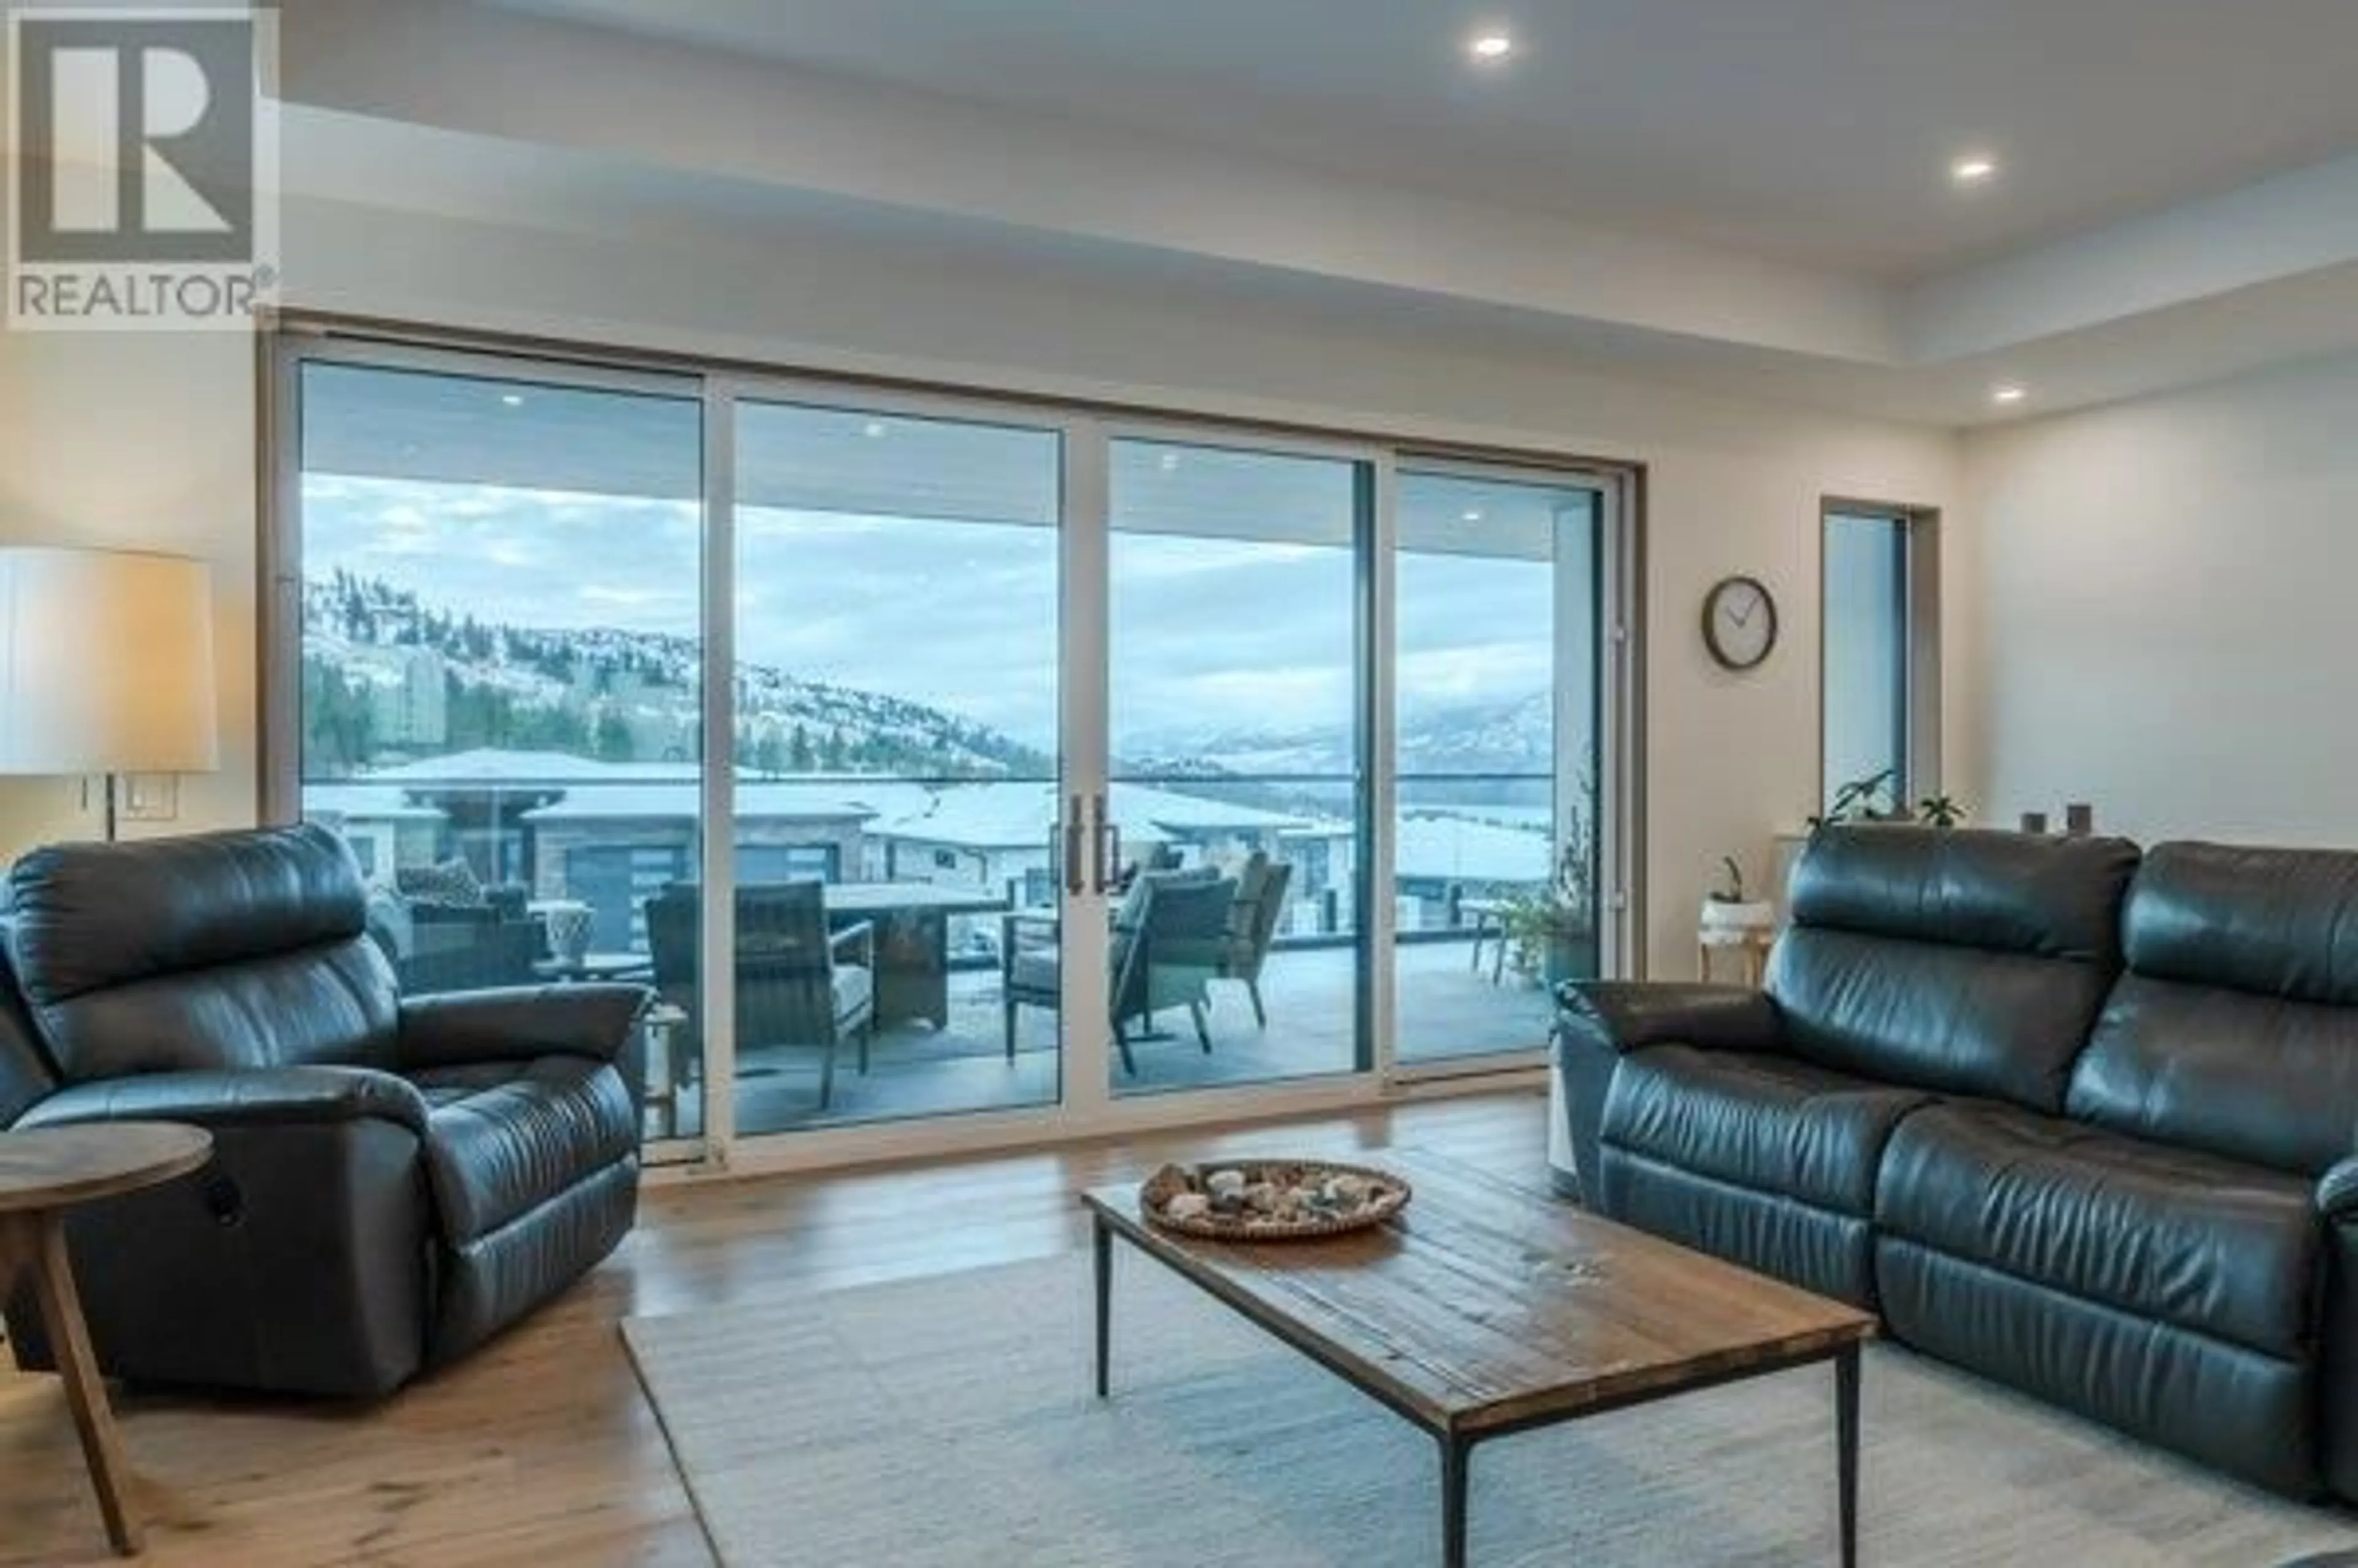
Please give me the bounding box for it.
[1703,576,1778,670]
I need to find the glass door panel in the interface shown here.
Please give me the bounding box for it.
[292,358,707,1141]
[1105,437,1371,1096]
[1394,470,1601,1061]
[731,400,1065,1133]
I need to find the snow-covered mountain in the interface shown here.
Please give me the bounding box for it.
[1126,691,1555,780]
[302,572,1051,779]
[306,573,1562,796]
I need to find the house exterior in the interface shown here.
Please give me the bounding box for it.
[300,785,445,879]
[302,747,1558,954]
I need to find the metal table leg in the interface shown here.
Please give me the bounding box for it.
[1836,1344,1861,1568]
[1093,1216,1113,1399]
[1439,1431,1470,1568]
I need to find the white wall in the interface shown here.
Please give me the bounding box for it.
[0,193,1963,974]
[0,328,257,848]
[1962,351,2358,847]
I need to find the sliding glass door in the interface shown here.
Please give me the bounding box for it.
[1103,436,1372,1095]
[289,354,710,1139]
[274,335,1630,1164]
[1393,468,1603,1063]
[727,398,1066,1135]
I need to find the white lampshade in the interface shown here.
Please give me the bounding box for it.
[0,547,219,775]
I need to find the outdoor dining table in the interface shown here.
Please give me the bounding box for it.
[531,950,656,983]
[824,882,1009,1028]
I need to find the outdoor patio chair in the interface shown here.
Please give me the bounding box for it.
[1000,869,1235,1074]
[644,882,876,1109]
[393,918,545,996]
[1215,852,1293,1028]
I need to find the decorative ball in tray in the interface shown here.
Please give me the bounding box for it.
[1140,1159,1411,1240]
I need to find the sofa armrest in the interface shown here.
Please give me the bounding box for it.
[2316,1159,2358,1497]
[830,918,875,971]
[9,1068,436,1397]
[397,984,650,1073]
[2320,1156,2358,1219]
[16,1065,429,1136]
[1554,980,1783,1058]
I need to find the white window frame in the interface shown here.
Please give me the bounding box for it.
[1818,499,1942,814]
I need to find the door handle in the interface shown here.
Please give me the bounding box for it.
[1062,794,1086,896]
[1089,793,1111,895]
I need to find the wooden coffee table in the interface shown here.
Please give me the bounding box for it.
[1083,1149,1874,1567]
[0,1122,213,1555]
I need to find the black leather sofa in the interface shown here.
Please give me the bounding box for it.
[1560,825,2358,1503]
[0,824,647,1398]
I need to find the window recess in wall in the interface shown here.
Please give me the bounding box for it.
[1821,503,1939,817]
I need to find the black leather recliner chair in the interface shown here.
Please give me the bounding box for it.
[0,824,647,1398]
[1560,825,2358,1504]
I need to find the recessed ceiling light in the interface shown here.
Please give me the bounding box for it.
[1951,155,1999,187]
[862,420,889,439]
[1158,451,1181,473]
[1991,384,2027,405]
[1469,32,1516,63]
[1461,510,1485,523]
[499,393,524,408]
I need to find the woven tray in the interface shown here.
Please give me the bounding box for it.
[1139,1159,1411,1241]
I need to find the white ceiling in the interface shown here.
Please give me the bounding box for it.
[475,0,2358,281]
[271,1,2358,426]
[300,359,1574,555]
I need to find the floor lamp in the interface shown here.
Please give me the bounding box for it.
[0,547,219,840]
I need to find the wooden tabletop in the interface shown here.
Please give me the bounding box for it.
[0,1123,212,1214]
[827,882,1009,915]
[532,952,655,980]
[1084,1147,1873,1438]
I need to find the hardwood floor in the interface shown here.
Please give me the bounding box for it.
[0,1090,1546,1566]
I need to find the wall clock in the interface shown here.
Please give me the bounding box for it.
[1702,575,1778,671]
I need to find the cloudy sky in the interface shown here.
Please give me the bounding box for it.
[304,476,1561,755]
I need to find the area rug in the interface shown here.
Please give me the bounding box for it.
[621,1255,2358,1567]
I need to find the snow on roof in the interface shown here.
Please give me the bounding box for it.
[521,779,877,823]
[1393,813,1554,885]
[866,781,1305,850]
[354,750,1311,842]
[362,749,701,786]
[302,786,446,823]
[1116,782,1307,834]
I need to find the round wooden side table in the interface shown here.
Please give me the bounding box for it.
[0,1122,212,1556]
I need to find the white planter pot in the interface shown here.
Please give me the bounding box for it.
[1700,898,1776,933]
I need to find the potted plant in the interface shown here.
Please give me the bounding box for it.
[1916,793,1967,828]
[1807,770,1971,832]
[1500,831,1597,988]
[1807,767,1897,831]
[1700,855,1775,933]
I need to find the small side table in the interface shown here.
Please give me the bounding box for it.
[1698,927,1775,987]
[641,1001,691,1138]
[0,1122,212,1556]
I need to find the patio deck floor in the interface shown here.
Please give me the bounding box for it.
[659,934,1556,1138]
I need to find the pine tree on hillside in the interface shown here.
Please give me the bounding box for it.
[308,573,1051,777]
